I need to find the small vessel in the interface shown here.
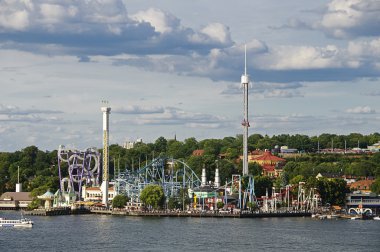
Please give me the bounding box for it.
[0,217,34,227]
[350,216,361,220]
[373,216,380,220]
[327,214,339,219]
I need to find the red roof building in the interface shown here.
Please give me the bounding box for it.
[250,151,286,178]
[349,179,374,193]
[192,149,205,156]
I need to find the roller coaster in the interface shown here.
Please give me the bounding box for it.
[57,145,101,200]
[114,157,201,202]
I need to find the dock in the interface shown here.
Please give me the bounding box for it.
[72,209,311,218]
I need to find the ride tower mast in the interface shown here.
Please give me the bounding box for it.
[101,101,111,207]
[241,45,250,176]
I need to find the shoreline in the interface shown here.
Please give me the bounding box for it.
[21,208,311,218]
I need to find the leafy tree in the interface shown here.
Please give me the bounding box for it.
[186,155,204,177]
[167,197,180,210]
[218,160,236,183]
[182,137,199,156]
[217,201,224,209]
[316,178,348,206]
[247,201,258,211]
[254,176,273,197]
[27,199,42,210]
[248,162,262,177]
[290,175,305,186]
[112,194,129,209]
[154,136,168,155]
[371,178,380,194]
[140,184,166,209]
[167,140,185,159]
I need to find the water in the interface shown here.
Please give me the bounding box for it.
[1,211,379,251]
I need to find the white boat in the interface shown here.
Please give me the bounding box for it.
[373,216,380,220]
[350,216,360,220]
[0,217,34,227]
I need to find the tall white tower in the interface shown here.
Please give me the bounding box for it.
[241,45,250,176]
[16,166,22,192]
[201,167,207,187]
[101,102,111,207]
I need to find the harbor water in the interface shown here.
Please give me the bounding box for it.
[1,211,379,251]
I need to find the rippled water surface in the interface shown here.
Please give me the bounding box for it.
[1,211,379,251]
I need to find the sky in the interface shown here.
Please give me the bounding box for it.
[0,0,379,151]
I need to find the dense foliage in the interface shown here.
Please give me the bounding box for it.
[112,194,129,209]
[139,184,166,209]
[0,146,58,196]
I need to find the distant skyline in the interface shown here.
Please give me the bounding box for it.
[1,0,379,151]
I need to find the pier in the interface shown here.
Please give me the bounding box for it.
[24,207,90,216]
[24,208,311,218]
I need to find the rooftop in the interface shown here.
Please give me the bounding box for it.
[0,192,32,201]
[251,151,285,162]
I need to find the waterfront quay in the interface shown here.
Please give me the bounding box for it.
[24,207,90,216]
[24,208,311,218]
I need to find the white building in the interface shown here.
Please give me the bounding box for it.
[123,138,143,149]
[81,186,115,203]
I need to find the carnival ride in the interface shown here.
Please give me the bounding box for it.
[114,157,202,202]
[57,145,101,201]
[114,157,258,209]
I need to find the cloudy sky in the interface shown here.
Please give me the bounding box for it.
[0,0,379,151]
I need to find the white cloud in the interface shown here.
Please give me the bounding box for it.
[257,45,348,70]
[199,23,232,45]
[0,104,62,115]
[0,1,233,56]
[131,8,180,34]
[264,90,303,98]
[318,0,380,38]
[348,38,380,58]
[113,105,164,114]
[346,106,375,114]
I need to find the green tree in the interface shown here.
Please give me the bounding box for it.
[217,201,224,209]
[248,162,262,177]
[316,178,348,206]
[167,140,185,159]
[254,176,273,197]
[247,201,258,211]
[140,184,166,209]
[154,137,168,155]
[112,194,128,209]
[371,178,380,194]
[167,197,180,210]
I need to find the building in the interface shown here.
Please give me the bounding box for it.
[346,192,380,215]
[81,186,115,204]
[315,173,342,180]
[280,146,298,154]
[342,175,357,185]
[192,149,205,156]
[123,138,143,149]
[250,150,286,178]
[0,192,33,210]
[349,179,374,193]
[367,141,380,152]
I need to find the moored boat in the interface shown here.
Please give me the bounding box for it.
[373,216,380,220]
[0,217,34,227]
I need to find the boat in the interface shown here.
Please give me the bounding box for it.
[327,214,339,219]
[350,216,361,220]
[0,217,34,227]
[373,216,380,220]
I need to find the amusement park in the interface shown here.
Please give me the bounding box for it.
[6,48,378,219]
[42,50,324,217]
